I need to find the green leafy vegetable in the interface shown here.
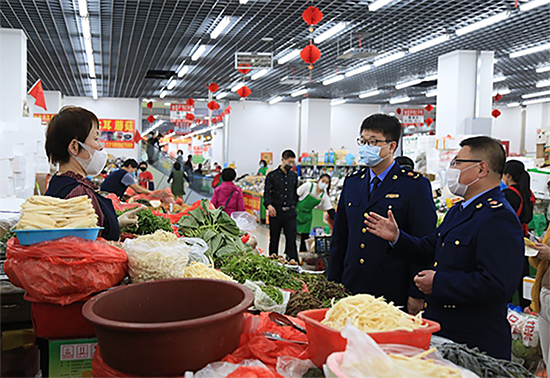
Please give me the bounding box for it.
[263,285,284,305]
[123,209,172,235]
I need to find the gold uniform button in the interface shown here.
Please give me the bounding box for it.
[437,232,441,237]
[423,302,428,309]
[348,202,352,207]
[362,228,367,233]
[359,258,365,264]
[433,261,438,267]
[361,174,365,179]
[455,240,460,245]
[476,203,482,209]
[360,243,365,249]
[392,175,398,180]
[442,242,445,247]
[364,212,369,217]
[388,205,393,209]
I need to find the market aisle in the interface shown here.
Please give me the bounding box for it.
[254,224,286,256]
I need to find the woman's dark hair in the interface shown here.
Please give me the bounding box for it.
[504,160,532,224]
[177,150,183,155]
[319,173,332,193]
[395,156,414,170]
[45,106,99,164]
[139,161,148,168]
[260,159,267,167]
[174,162,181,171]
[221,168,237,182]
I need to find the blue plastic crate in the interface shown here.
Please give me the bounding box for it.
[14,228,102,246]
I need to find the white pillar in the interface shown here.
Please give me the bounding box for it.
[0,29,27,123]
[300,98,331,153]
[436,50,494,138]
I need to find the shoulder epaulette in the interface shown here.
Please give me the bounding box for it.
[486,197,504,210]
[399,168,422,180]
[347,167,366,178]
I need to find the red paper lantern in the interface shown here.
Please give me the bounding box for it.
[425,117,434,126]
[300,44,321,69]
[207,101,220,110]
[208,82,219,92]
[147,115,155,124]
[494,94,503,102]
[169,129,174,134]
[186,98,195,106]
[492,109,501,118]
[227,106,232,111]
[217,115,223,122]
[302,6,323,25]
[212,118,218,124]
[238,63,251,75]
[185,113,195,121]
[147,101,153,110]
[425,104,434,112]
[396,108,402,115]
[237,86,252,98]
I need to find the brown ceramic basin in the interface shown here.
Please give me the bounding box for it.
[82,278,254,376]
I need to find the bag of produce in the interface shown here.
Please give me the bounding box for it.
[4,237,127,305]
[244,280,290,314]
[507,308,543,370]
[231,211,257,232]
[123,232,190,282]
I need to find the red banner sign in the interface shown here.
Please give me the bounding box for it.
[402,109,425,128]
[34,113,55,125]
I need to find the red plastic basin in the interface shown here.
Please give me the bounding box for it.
[82,278,254,377]
[298,308,441,367]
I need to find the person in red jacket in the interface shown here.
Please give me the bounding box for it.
[211,168,245,216]
[138,161,153,189]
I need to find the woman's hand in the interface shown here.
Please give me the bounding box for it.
[118,207,144,229]
[533,241,550,260]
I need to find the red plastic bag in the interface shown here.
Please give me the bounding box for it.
[106,193,140,212]
[227,366,282,378]
[4,237,127,306]
[132,188,176,205]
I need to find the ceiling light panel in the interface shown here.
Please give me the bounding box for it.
[231,82,245,92]
[277,50,300,64]
[510,42,550,58]
[409,35,450,54]
[322,75,344,86]
[314,22,348,44]
[290,88,308,97]
[536,66,550,73]
[389,96,410,104]
[191,45,207,61]
[536,80,550,88]
[520,0,550,12]
[251,69,268,80]
[455,11,509,36]
[210,16,232,39]
[268,96,283,105]
[522,89,550,99]
[425,90,437,97]
[359,90,380,99]
[373,51,406,67]
[345,64,372,77]
[523,97,550,105]
[395,78,422,89]
[369,0,396,12]
[331,98,346,106]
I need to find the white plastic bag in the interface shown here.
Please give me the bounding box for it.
[123,239,190,282]
[182,237,211,266]
[244,280,291,314]
[276,356,316,377]
[231,211,257,231]
[193,359,269,378]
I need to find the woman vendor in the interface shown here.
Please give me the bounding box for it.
[44,106,139,241]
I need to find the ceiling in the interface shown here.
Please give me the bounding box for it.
[1,0,549,107]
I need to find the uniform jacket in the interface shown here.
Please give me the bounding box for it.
[391,186,524,360]
[328,163,437,307]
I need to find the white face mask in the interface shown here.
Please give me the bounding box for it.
[446,163,480,197]
[318,182,328,191]
[70,141,108,176]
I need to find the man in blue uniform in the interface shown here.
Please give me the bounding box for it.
[365,136,524,360]
[101,159,151,198]
[328,114,436,314]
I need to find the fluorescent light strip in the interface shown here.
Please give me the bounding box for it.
[277,49,300,64]
[331,99,346,106]
[191,45,207,61]
[409,35,449,54]
[78,0,88,17]
[210,16,231,39]
[537,80,550,88]
[164,102,171,106]
[359,90,380,99]
[389,96,410,104]
[423,74,438,81]
[322,75,344,86]
[426,90,437,97]
[523,97,550,105]
[520,0,550,12]
[314,22,347,44]
[91,78,97,100]
[507,102,520,107]
[167,79,177,90]
[160,90,168,99]
[290,88,308,97]
[492,88,511,96]
[345,64,372,77]
[239,0,249,4]
[493,76,506,83]
[536,66,550,73]
[251,69,268,80]
[522,89,550,99]
[268,96,283,105]
[216,92,228,100]
[369,0,394,12]
[373,51,406,67]
[395,78,422,90]
[510,42,550,58]
[455,11,509,36]
[231,82,245,92]
[177,65,189,78]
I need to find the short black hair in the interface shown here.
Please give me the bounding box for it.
[45,106,99,164]
[177,150,183,155]
[139,161,148,168]
[460,136,506,176]
[173,162,181,170]
[360,114,402,145]
[260,159,267,166]
[282,149,296,160]
[395,156,414,170]
[221,168,237,182]
[123,159,139,168]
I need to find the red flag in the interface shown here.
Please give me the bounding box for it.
[28,79,47,111]
[133,130,142,144]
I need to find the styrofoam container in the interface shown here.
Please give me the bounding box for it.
[14,228,102,245]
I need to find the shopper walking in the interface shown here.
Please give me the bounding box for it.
[101,159,152,199]
[365,136,524,360]
[138,161,154,190]
[175,150,185,169]
[530,237,550,368]
[296,174,335,252]
[328,114,436,315]
[264,150,298,261]
[44,106,140,241]
[146,132,160,164]
[211,168,245,216]
[168,162,189,200]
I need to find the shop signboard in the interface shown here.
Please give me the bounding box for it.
[33,113,55,125]
[99,119,135,148]
[243,191,262,222]
[235,52,273,69]
[260,152,273,166]
[49,338,97,377]
[174,125,192,135]
[170,104,194,135]
[402,109,425,128]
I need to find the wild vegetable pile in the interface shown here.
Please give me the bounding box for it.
[119,209,172,235]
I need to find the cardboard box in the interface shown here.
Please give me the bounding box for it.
[49,338,96,378]
[523,276,535,301]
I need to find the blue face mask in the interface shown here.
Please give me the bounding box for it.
[359,144,386,167]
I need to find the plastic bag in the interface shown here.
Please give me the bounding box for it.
[195,359,278,378]
[231,211,257,231]
[131,188,176,205]
[183,237,211,266]
[507,308,543,370]
[244,280,291,314]
[276,356,316,378]
[4,237,127,305]
[324,324,477,377]
[123,238,190,282]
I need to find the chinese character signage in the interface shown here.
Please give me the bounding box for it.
[170,104,194,135]
[34,113,55,125]
[260,152,273,166]
[402,109,425,128]
[99,119,135,148]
